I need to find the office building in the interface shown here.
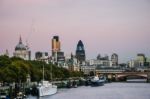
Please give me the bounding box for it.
[51,36,65,66]
[111,53,118,66]
[76,40,86,65]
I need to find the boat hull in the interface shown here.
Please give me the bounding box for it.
[91,81,104,86]
[38,85,57,97]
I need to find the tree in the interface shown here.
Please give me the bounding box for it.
[0,55,84,83]
[10,60,30,82]
[0,55,11,67]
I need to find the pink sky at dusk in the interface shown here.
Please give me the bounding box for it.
[0,0,150,63]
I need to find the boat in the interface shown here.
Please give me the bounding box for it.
[66,79,78,88]
[85,78,91,86]
[0,92,7,99]
[37,81,57,97]
[37,65,57,97]
[91,75,105,86]
[14,92,28,99]
[72,80,78,88]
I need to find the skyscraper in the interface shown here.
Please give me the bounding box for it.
[52,36,61,53]
[51,36,65,65]
[76,40,86,64]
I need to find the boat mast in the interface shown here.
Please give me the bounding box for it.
[51,64,52,82]
[43,65,44,81]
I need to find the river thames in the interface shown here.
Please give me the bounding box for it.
[29,81,150,99]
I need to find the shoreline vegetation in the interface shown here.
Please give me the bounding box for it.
[0,55,84,84]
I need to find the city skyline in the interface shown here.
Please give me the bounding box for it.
[0,0,150,62]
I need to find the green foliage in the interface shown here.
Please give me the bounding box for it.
[0,55,11,67]
[0,55,83,83]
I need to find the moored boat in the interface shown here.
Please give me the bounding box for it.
[37,81,57,97]
[14,92,28,99]
[91,76,105,86]
[37,64,57,97]
[0,92,7,99]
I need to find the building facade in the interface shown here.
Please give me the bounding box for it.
[80,65,96,75]
[65,53,80,71]
[137,53,146,67]
[86,53,119,67]
[111,53,118,66]
[35,51,49,63]
[128,53,149,68]
[87,54,110,66]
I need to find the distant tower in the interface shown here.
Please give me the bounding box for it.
[97,54,101,60]
[52,36,61,55]
[51,36,61,62]
[111,53,118,66]
[13,36,31,60]
[51,36,65,65]
[76,40,86,64]
[137,53,146,67]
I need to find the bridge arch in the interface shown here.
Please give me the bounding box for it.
[117,74,148,79]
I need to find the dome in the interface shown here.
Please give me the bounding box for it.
[15,43,27,50]
[15,36,27,51]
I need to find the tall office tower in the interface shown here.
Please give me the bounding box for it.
[111,53,118,66]
[51,36,60,62]
[76,40,86,65]
[52,36,61,53]
[51,36,65,65]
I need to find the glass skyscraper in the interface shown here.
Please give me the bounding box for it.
[76,40,86,64]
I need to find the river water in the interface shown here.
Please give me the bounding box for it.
[29,81,150,99]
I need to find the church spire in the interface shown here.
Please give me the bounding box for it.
[19,35,22,44]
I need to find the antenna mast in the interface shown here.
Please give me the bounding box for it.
[26,19,35,49]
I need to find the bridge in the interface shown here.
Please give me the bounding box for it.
[96,70,150,82]
[116,72,148,78]
[114,72,150,81]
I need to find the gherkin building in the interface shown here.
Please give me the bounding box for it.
[76,40,86,64]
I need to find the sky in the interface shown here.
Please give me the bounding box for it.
[0,0,150,63]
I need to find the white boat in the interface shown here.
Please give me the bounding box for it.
[37,81,57,97]
[37,65,57,97]
[0,92,7,99]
